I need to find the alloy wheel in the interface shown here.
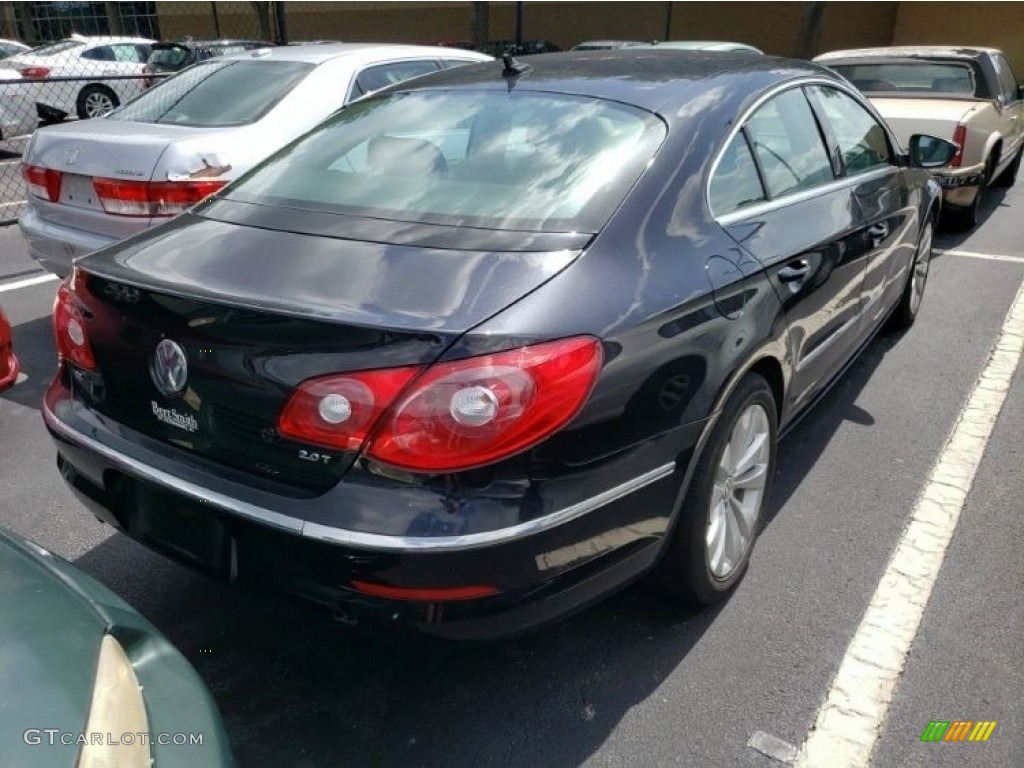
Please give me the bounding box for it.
[707,403,771,578]
[910,223,932,316]
[85,92,114,117]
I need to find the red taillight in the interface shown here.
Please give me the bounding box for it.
[91,178,227,217]
[52,274,96,371]
[22,163,62,201]
[277,336,603,473]
[950,123,967,168]
[18,66,51,78]
[351,581,499,602]
[277,366,421,452]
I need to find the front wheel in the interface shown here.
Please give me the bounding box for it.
[888,220,933,330]
[650,373,777,605]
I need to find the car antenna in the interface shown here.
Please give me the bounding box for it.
[502,53,528,78]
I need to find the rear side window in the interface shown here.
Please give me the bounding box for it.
[831,62,977,96]
[226,90,667,233]
[992,54,1020,103]
[82,46,115,62]
[744,88,834,198]
[709,131,766,215]
[149,45,190,68]
[352,60,439,97]
[807,86,893,174]
[109,60,314,126]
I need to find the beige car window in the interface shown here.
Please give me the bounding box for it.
[808,86,893,175]
[745,88,835,198]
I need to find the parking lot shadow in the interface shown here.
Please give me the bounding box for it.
[1,315,56,410]
[933,186,1010,253]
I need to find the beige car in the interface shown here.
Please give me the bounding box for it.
[816,46,1024,229]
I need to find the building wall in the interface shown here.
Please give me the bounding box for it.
[893,1,1024,72]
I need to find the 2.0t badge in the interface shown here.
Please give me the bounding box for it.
[151,339,188,397]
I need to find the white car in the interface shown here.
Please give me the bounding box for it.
[6,35,154,120]
[0,65,37,140]
[0,39,30,59]
[20,43,492,275]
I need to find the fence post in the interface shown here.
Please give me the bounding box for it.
[274,0,288,45]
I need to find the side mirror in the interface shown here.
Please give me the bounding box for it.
[908,134,958,169]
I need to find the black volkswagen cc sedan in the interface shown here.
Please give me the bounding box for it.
[43,51,953,639]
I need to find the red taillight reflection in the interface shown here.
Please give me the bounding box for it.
[18,66,51,78]
[52,274,96,370]
[276,337,603,473]
[91,178,227,217]
[22,164,62,202]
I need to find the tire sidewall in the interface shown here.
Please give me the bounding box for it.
[78,85,117,119]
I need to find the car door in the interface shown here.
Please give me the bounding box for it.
[712,86,870,413]
[346,59,441,103]
[991,53,1024,163]
[806,84,913,333]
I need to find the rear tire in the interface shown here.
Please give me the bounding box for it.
[889,220,933,330]
[649,373,777,605]
[77,85,119,119]
[992,147,1022,188]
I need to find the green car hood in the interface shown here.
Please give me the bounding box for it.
[0,529,233,767]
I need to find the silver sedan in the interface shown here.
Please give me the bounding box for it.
[19,43,491,276]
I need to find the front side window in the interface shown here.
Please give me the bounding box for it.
[111,44,146,63]
[808,85,893,174]
[224,90,667,233]
[744,88,834,198]
[109,60,313,127]
[831,62,978,97]
[709,131,766,215]
[352,60,440,98]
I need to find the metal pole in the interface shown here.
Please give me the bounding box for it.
[274,0,288,45]
[210,0,220,37]
[514,1,523,47]
[664,1,673,41]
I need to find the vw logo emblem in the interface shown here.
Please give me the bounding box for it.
[151,339,188,397]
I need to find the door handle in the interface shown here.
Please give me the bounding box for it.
[778,259,811,283]
[867,223,889,241]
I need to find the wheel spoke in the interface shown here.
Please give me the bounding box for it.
[734,431,768,476]
[734,461,768,491]
[706,501,728,574]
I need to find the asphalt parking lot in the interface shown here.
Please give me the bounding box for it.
[1,186,1022,767]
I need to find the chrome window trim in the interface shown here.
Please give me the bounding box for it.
[43,400,676,552]
[706,76,902,223]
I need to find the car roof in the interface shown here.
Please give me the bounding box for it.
[638,40,762,52]
[219,42,491,65]
[816,46,998,62]
[385,49,825,114]
[158,39,268,47]
[572,40,645,49]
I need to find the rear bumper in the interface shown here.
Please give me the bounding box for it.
[19,206,117,277]
[932,161,986,208]
[43,380,690,639]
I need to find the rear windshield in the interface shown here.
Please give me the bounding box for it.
[224,90,666,233]
[148,45,190,67]
[832,62,978,96]
[29,40,84,57]
[109,59,313,127]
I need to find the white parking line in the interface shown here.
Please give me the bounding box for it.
[938,249,1024,265]
[0,273,58,293]
[793,279,1024,766]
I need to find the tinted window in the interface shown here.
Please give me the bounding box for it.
[149,45,190,68]
[992,54,1019,102]
[109,60,313,127]
[111,44,145,62]
[808,86,893,174]
[353,60,439,97]
[82,46,115,62]
[831,62,977,96]
[709,131,766,215]
[225,91,666,233]
[745,88,834,198]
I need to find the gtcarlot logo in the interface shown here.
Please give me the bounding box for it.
[23,729,204,746]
